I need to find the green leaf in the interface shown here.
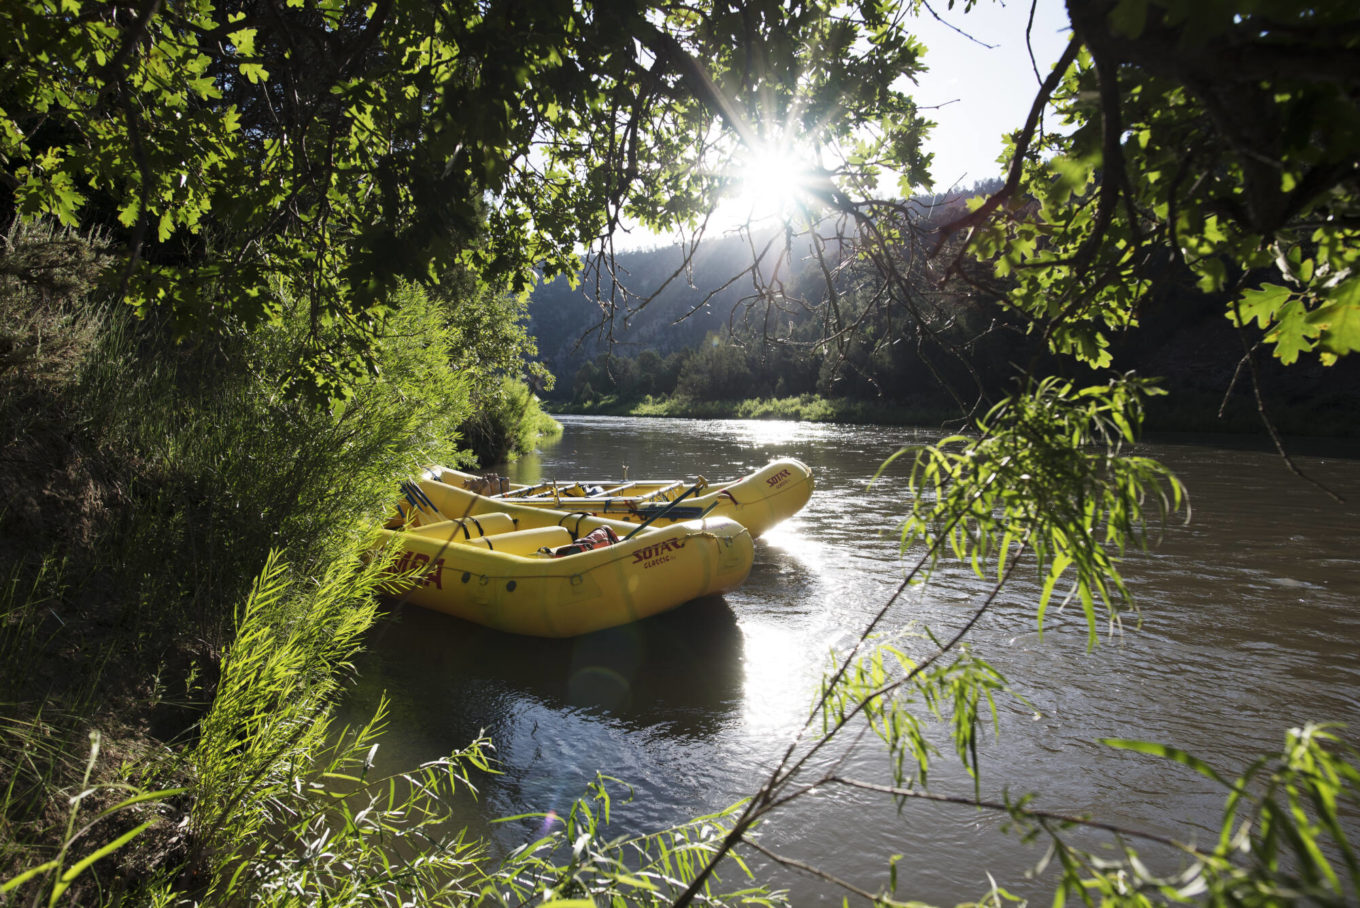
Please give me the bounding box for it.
[117,199,141,228]
[1234,283,1294,329]
[240,62,268,84]
[1308,276,1360,362]
[1101,739,1232,787]
[228,27,256,56]
[0,859,60,894]
[1036,552,1072,638]
[98,787,187,819]
[1267,298,1317,365]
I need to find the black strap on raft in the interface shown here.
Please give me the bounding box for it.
[556,512,590,538]
[635,504,708,519]
[459,515,485,540]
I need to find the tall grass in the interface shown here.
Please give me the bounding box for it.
[176,548,501,905]
[1,220,478,898]
[2,224,778,906]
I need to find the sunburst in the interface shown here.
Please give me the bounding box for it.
[720,137,821,226]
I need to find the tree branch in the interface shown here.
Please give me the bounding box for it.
[823,777,1188,852]
[932,35,1081,258]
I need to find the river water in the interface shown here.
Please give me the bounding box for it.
[343,415,1360,904]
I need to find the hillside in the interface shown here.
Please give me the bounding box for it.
[527,213,1360,436]
[529,228,809,376]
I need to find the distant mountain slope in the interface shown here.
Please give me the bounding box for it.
[529,228,811,381]
[527,187,993,388]
[526,189,1360,436]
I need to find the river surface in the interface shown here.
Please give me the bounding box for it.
[342,415,1360,904]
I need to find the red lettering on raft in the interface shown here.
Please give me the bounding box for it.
[631,537,686,565]
[388,552,444,589]
[766,468,791,487]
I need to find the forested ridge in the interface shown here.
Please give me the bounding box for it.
[533,197,1360,436]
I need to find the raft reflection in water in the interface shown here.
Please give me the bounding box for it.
[358,594,746,741]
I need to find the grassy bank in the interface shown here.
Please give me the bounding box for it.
[549,388,1360,438]
[0,224,634,906]
[548,392,966,426]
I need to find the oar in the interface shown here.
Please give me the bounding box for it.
[634,503,710,519]
[398,482,421,515]
[400,480,442,519]
[621,479,708,541]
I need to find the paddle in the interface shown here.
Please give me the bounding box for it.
[399,480,442,521]
[621,480,709,541]
[632,504,710,520]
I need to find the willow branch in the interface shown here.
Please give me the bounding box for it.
[824,777,1188,852]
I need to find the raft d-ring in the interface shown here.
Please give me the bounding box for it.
[479,575,489,585]
[570,574,582,586]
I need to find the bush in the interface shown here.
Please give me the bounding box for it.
[457,375,562,465]
[0,257,486,895]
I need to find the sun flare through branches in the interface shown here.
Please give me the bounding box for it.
[720,139,821,228]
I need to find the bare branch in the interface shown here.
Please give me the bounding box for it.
[932,35,1081,258]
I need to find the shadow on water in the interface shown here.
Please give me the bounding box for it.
[349,593,746,750]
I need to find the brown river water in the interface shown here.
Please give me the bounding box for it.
[340,415,1360,904]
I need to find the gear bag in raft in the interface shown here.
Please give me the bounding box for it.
[550,525,620,557]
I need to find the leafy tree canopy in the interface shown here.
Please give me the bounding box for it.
[1,0,931,399]
[941,0,1360,372]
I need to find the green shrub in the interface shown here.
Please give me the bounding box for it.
[458,375,562,466]
[68,283,473,644]
[0,262,486,894]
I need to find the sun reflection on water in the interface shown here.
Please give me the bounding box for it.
[732,419,807,449]
[739,621,824,733]
[757,520,829,572]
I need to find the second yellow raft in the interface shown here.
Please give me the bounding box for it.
[426,457,814,539]
[378,477,755,637]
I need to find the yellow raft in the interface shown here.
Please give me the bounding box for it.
[376,476,755,638]
[426,457,814,539]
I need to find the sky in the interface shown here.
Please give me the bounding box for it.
[612,0,1073,248]
[906,0,1072,192]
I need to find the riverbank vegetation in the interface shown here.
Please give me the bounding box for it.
[3,0,1359,904]
[556,391,959,428]
[556,386,1360,438]
[0,220,567,902]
